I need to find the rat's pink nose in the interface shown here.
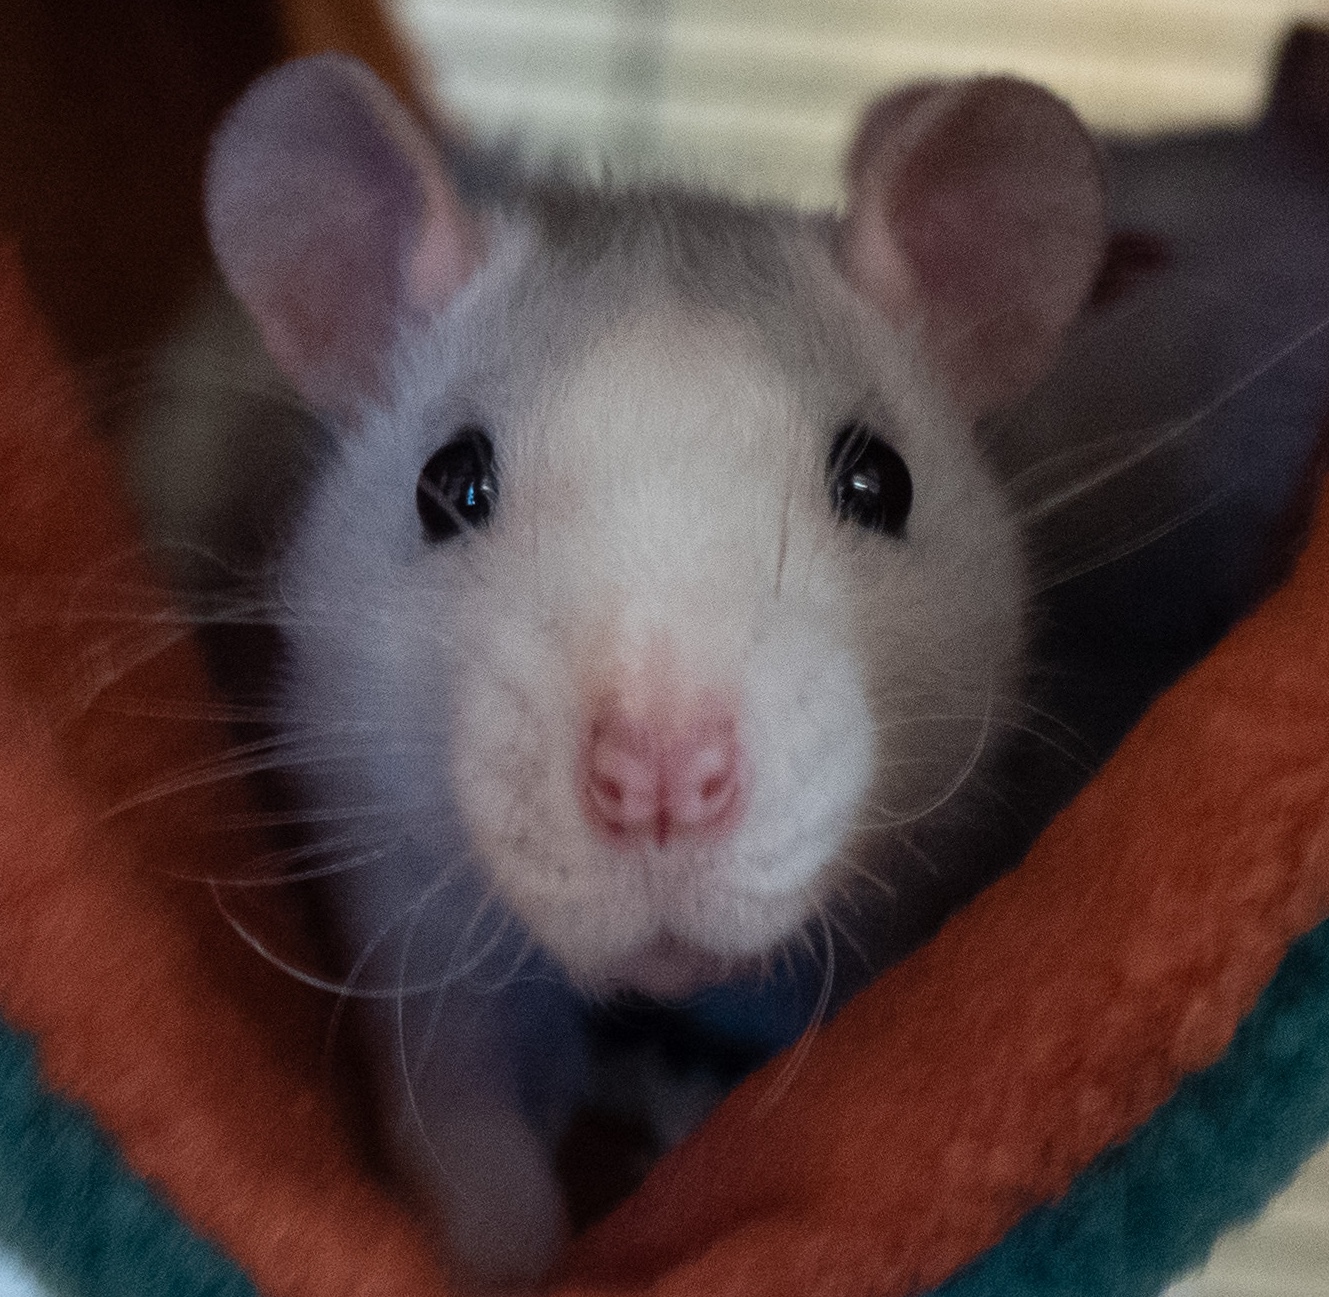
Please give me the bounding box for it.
[581,706,744,846]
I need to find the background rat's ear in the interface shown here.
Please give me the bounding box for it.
[205,54,483,417]
[842,78,1105,416]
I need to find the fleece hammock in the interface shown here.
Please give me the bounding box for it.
[4,152,1329,1297]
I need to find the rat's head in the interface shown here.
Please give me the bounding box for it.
[206,56,1103,997]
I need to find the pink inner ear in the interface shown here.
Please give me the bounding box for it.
[840,205,916,330]
[842,78,1105,416]
[408,174,486,310]
[345,57,487,314]
[840,84,940,324]
[233,168,405,411]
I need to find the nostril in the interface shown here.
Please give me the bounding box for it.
[592,774,624,808]
[583,725,661,835]
[663,724,740,831]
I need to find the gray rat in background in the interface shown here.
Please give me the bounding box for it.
[124,36,1329,1290]
[990,27,1329,770]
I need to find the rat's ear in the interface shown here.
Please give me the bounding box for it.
[841,77,1104,416]
[205,54,484,417]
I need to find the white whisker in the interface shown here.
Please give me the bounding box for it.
[753,911,835,1117]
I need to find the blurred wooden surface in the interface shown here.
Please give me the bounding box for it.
[0,3,280,371]
[0,0,417,389]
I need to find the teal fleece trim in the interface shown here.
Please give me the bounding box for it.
[5,921,1329,1297]
[929,916,1329,1297]
[0,1020,255,1297]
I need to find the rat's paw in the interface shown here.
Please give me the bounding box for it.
[419,1104,569,1290]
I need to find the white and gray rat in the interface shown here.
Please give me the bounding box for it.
[183,52,1111,1286]
[119,22,1329,1286]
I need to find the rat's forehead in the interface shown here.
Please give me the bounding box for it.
[478,305,814,589]
[408,212,914,453]
[524,305,807,463]
[560,304,785,404]
[485,206,877,394]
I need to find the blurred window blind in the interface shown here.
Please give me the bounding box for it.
[392,0,1327,203]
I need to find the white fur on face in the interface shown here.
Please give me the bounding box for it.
[442,310,879,994]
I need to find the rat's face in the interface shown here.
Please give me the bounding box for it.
[208,57,1098,998]
[283,235,1026,997]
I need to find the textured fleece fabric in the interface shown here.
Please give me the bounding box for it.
[0,1019,255,1297]
[930,918,1329,1297]
[0,241,452,1297]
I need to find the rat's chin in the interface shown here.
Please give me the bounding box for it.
[600,932,733,1000]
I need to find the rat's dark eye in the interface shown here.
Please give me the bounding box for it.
[828,423,912,537]
[417,427,498,541]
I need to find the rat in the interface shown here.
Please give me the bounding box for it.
[191,52,1105,1286]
